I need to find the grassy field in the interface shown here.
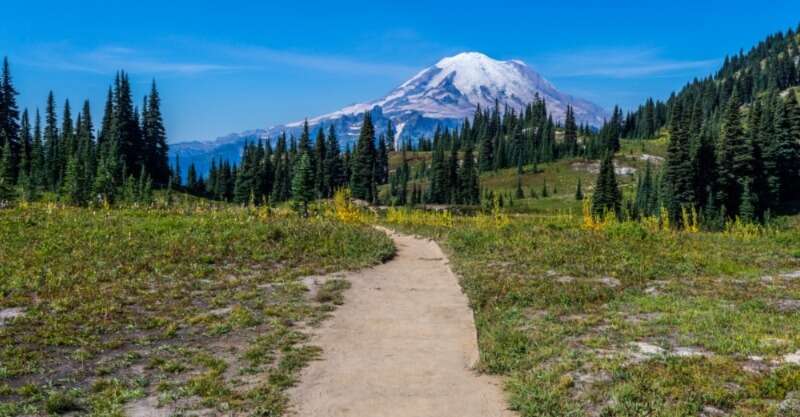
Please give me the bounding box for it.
[383,209,800,416]
[386,138,668,215]
[5,136,799,416]
[0,202,394,417]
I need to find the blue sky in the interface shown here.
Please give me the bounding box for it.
[1,1,798,142]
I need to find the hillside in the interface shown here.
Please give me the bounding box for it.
[624,25,800,139]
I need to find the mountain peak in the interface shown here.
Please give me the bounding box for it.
[383,51,601,126]
[174,51,608,175]
[436,51,497,65]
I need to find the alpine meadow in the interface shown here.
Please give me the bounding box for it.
[1,3,800,417]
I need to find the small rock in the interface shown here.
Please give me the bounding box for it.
[781,271,800,280]
[208,307,233,317]
[779,395,800,417]
[644,286,661,295]
[723,382,742,393]
[488,261,513,268]
[556,276,575,284]
[571,161,636,176]
[616,166,637,175]
[0,308,24,326]
[124,396,173,417]
[630,342,665,356]
[775,299,800,313]
[742,359,771,374]
[701,405,728,417]
[639,154,665,163]
[673,346,711,357]
[572,370,612,385]
[783,350,800,365]
[257,282,284,290]
[597,277,621,288]
[625,312,661,324]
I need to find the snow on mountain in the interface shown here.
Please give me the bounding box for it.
[171,52,607,177]
[286,52,606,137]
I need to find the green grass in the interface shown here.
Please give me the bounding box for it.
[386,138,667,215]
[0,202,394,416]
[383,211,800,416]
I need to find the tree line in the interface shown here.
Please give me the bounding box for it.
[623,23,800,140]
[590,24,800,226]
[0,59,170,205]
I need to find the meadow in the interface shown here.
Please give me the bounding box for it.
[3,136,799,417]
[382,206,800,416]
[385,138,669,215]
[0,200,393,416]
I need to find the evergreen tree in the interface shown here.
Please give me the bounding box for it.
[478,133,494,172]
[291,153,315,215]
[428,141,447,203]
[187,163,198,193]
[575,178,584,200]
[459,144,479,204]
[325,125,343,194]
[314,127,327,196]
[717,90,751,215]
[664,100,696,223]
[0,139,15,203]
[510,123,525,173]
[93,140,119,204]
[78,100,96,191]
[17,109,31,183]
[350,112,376,201]
[0,57,20,181]
[61,99,75,159]
[30,110,44,190]
[395,148,410,205]
[768,92,800,203]
[113,72,144,177]
[515,175,524,199]
[143,80,170,184]
[635,161,658,217]
[739,181,756,222]
[137,166,153,204]
[376,134,389,185]
[446,144,459,203]
[692,122,717,211]
[271,134,290,202]
[172,154,182,187]
[564,105,578,156]
[592,153,621,217]
[62,153,87,206]
[98,87,114,151]
[43,92,61,190]
[233,143,256,204]
[385,120,396,152]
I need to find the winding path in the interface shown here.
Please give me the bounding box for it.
[289,228,515,417]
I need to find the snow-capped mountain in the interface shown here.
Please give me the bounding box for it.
[171,52,607,177]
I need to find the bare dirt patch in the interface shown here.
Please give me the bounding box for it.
[571,160,636,176]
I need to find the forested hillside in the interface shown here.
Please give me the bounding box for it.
[618,24,800,224]
[0,61,170,206]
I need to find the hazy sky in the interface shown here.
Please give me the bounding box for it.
[1,0,798,142]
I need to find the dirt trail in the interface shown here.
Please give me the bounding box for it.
[289,228,515,417]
